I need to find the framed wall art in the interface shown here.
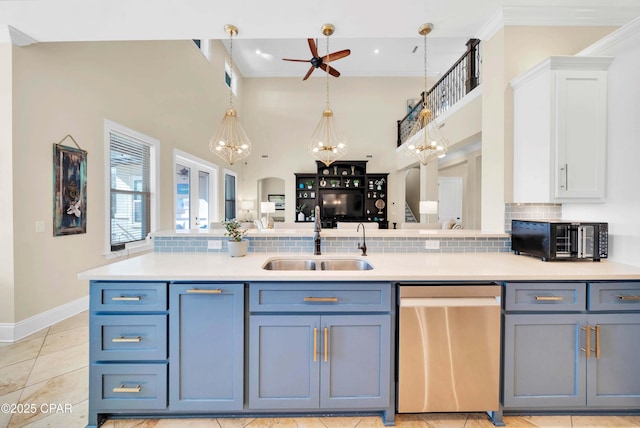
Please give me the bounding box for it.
[53,136,87,236]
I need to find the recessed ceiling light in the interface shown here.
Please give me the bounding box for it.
[374,49,379,54]
[255,49,261,55]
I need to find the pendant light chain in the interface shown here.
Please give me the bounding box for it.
[229,31,234,107]
[325,35,330,108]
[423,31,428,111]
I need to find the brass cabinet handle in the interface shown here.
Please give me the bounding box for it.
[187,288,222,294]
[111,296,141,301]
[313,328,318,362]
[595,325,601,359]
[580,325,591,359]
[618,295,640,301]
[113,384,141,393]
[304,297,338,303]
[535,296,563,301]
[324,327,328,362]
[112,336,141,343]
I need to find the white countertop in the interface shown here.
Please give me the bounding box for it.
[78,252,640,282]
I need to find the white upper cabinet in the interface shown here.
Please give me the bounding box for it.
[512,56,613,203]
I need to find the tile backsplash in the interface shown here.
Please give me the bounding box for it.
[504,203,562,232]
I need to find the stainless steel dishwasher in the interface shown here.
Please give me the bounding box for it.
[397,283,501,413]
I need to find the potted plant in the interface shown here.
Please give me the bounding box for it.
[221,218,249,257]
[296,203,307,222]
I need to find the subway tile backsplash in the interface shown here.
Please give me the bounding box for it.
[504,203,562,232]
[153,235,511,254]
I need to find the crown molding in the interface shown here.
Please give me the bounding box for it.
[475,5,640,41]
[577,15,640,57]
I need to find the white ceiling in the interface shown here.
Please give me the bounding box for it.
[2,0,640,78]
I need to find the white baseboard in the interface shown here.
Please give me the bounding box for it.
[0,295,89,343]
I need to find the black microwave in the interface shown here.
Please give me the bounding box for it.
[511,220,608,261]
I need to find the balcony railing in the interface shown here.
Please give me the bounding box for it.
[397,39,481,147]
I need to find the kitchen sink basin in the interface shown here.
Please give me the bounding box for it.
[320,259,373,271]
[262,259,317,271]
[262,258,373,271]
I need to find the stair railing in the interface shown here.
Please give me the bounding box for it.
[397,38,481,147]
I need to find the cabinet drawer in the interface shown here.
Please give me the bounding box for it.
[505,282,586,311]
[589,282,640,311]
[90,315,167,361]
[90,363,167,410]
[91,282,167,312]
[250,282,391,313]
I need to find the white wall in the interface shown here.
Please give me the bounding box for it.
[9,39,239,324]
[0,43,15,323]
[563,21,640,266]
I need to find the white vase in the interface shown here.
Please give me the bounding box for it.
[297,212,305,222]
[227,240,249,257]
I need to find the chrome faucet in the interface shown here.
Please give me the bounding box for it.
[313,205,321,255]
[357,223,367,256]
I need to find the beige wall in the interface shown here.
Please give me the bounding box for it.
[481,25,616,232]
[240,76,422,225]
[0,43,15,323]
[9,39,239,322]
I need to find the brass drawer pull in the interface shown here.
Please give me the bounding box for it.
[111,296,141,301]
[595,325,601,359]
[113,384,141,393]
[187,288,222,294]
[324,327,329,362]
[313,328,318,362]
[580,325,591,359]
[304,297,338,303]
[535,296,563,301]
[618,295,640,301]
[112,336,142,343]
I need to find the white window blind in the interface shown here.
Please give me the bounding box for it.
[109,131,151,249]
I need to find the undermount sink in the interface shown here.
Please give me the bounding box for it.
[319,259,373,271]
[262,258,373,271]
[262,259,317,271]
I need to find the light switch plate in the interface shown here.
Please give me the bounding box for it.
[208,240,222,250]
[424,240,440,250]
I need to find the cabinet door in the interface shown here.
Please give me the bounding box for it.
[554,69,607,200]
[169,283,244,411]
[320,315,390,409]
[587,314,640,407]
[249,315,320,409]
[503,314,586,408]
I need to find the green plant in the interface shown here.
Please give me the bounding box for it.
[221,218,247,242]
[296,203,307,213]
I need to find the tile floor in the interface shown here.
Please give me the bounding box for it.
[1,311,640,428]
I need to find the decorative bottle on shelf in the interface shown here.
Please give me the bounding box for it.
[298,211,305,222]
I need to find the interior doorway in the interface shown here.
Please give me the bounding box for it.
[438,176,463,226]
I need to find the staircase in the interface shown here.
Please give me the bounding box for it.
[405,203,417,223]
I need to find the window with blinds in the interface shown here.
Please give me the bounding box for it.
[109,131,151,250]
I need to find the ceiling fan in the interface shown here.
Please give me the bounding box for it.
[282,24,351,81]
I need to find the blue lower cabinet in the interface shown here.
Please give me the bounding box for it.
[249,314,390,411]
[169,283,244,411]
[90,363,167,410]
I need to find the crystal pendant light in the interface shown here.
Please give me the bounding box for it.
[404,23,449,165]
[210,24,252,166]
[308,24,347,167]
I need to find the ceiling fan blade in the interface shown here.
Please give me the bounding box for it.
[320,63,341,78]
[302,66,315,81]
[282,58,310,63]
[322,49,351,62]
[308,38,319,58]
